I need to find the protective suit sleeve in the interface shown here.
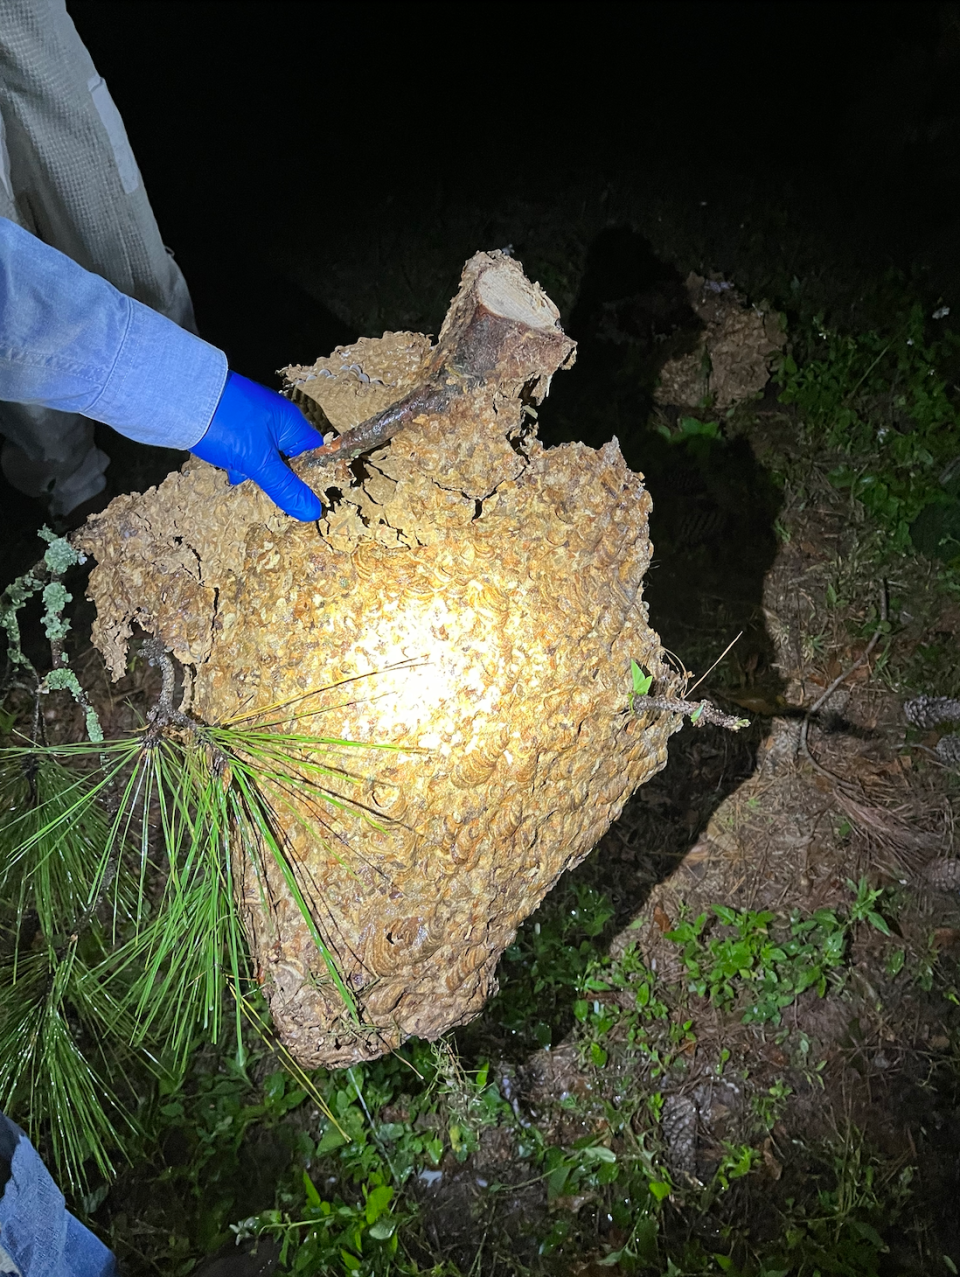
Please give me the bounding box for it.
[0,216,226,448]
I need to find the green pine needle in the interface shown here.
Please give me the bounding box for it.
[0,705,405,1188]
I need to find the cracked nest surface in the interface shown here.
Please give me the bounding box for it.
[75,252,680,1067]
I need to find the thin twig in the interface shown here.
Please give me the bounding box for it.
[808,590,888,716]
[687,631,744,697]
[143,638,196,735]
[644,696,750,731]
[348,1065,400,1181]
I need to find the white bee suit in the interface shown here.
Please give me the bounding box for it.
[0,0,196,515]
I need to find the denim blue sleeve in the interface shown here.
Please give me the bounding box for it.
[0,1113,117,1277]
[0,217,227,449]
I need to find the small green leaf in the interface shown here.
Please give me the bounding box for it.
[678,416,720,438]
[365,1184,393,1225]
[302,1171,322,1208]
[851,1219,885,1248]
[631,659,653,698]
[581,1145,617,1164]
[867,910,892,936]
[648,1179,671,1201]
[315,1125,347,1155]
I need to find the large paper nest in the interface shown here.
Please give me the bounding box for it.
[76,252,681,1067]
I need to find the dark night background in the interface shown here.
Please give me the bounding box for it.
[11,0,949,662]
[59,1,960,390]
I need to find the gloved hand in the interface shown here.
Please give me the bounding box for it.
[192,371,324,520]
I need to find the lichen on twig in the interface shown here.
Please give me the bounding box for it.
[0,527,103,742]
[644,695,751,732]
[142,637,197,735]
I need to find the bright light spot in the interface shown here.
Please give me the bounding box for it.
[340,593,506,743]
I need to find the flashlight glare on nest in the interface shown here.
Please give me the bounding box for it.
[341,590,518,753]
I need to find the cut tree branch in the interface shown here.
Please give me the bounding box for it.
[296,250,574,474]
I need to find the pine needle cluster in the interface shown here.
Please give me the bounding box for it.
[0,556,402,1189]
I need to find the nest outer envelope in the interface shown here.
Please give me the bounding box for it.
[654,272,786,411]
[77,251,681,1067]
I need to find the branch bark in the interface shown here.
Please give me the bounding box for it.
[644,696,751,731]
[297,251,575,473]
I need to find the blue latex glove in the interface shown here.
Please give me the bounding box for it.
[192,371,325,520]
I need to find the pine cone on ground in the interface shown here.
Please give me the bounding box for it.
[903,695,960,728]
